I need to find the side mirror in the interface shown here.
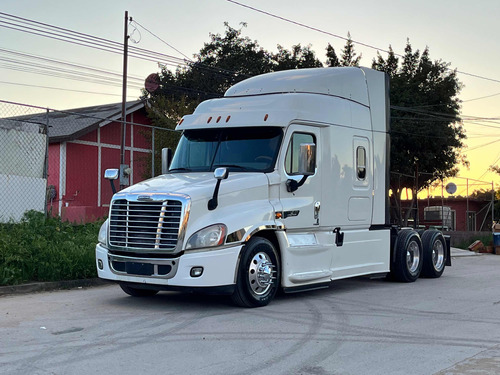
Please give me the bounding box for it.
[162,148,172,174]
[208,167,229,211]
[214,167,229,180]
[104,168,119,194]
[104,169,119,180]
[298,143,316,176]
[286,143,316,193]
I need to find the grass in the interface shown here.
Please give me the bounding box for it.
[0,211,103,286]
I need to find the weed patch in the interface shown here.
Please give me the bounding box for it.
[0,211,102,286]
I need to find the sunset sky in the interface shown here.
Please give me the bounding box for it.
[1,0,499,193]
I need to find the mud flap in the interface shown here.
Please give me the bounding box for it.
[444,235,452,266]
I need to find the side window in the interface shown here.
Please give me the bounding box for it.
[285,132,315,175]
[356,146,366,180]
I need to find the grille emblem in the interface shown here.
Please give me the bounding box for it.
[137,195,153,201]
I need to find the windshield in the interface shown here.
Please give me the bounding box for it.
[169,127,283,173]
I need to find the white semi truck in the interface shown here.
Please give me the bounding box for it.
[96,67,450,307]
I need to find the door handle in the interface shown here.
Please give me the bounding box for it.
[314,201,320,225]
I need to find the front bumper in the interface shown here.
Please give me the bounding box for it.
[95,244,243,288]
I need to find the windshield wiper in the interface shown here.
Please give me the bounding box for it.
[213,164,260,172]
[168,167,192,173]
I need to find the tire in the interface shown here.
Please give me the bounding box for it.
[390,229,423,282]
[421,230,446,278]
[119,283,159,297]
[231,237,280,308]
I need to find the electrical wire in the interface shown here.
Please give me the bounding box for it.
[226,0,500,84]
[465,139,500,152]
[0,80,137,98]
[131,19,192,61]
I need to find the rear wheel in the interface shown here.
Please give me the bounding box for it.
[119,283,159,297]
[391,230,423,282]
[231,237,280,308]
[421,230,446,278]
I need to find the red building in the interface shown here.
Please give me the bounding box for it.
[417,197,493,231]
[45,100,153,222]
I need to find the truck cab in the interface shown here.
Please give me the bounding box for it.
[96,67,448,307]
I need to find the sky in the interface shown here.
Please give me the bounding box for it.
[1,0,499,193]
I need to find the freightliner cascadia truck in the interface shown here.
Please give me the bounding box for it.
[96,67,451,307]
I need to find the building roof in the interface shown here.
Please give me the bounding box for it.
[0,100,145,143]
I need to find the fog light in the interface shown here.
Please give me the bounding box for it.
[98,259,103,270]
[190,267,203,277]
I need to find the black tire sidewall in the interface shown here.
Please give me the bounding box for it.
[393,230,423,282]
[421,230,446,278]
[235,237,280,307]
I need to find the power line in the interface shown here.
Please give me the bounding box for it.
[226,0,500,84]
[0,12,191,67]
[0,11,249,81]
[465,139,500,152]
[463,92,500,103]
[0,80,137,98]
[131,19,192,61]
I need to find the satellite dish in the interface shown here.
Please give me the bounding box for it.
[446,182,457,194]
[145,73,160,93]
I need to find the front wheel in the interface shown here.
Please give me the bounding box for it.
[231,237,280,308]
[119,283,159,297]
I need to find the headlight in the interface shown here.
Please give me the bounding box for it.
[186,224,227,250]
[98,219,109,245]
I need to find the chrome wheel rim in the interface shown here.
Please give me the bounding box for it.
[248,252,275,295]
[432,239,445,271]
[406,240,420,275]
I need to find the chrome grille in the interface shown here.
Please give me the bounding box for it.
[109,199,182,250]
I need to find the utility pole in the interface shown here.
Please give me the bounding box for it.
[119,11,130,190]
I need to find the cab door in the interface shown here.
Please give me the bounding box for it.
[278,124,332,286]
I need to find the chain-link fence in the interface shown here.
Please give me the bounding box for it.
[0,100,176,223]
[0,102,48,223]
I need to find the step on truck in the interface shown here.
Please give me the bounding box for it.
[96,67,451,307]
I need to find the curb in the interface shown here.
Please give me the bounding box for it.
[0,278,113,297]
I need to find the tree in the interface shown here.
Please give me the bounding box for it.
[272,44,323,71]
[144,23,325,158]
[372,40,467,225]
[340,32,362,66]
[325,43,340,67]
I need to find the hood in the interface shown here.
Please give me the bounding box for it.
[120,172,269,202]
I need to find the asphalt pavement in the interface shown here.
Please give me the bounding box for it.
[1,248,500,375]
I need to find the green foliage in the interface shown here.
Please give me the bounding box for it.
[339,32,362,66]
[272,44,323,71]
[325,43,340,67]
[145,23,332,118]
[0,211,101,286]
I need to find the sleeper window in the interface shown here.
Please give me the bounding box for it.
[356,146,366,180]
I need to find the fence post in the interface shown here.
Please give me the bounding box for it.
[441,181,444,230]
[43,108,50,218]
[493,181,496,227]
[152,127,155,178]
[466,178,469,231]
